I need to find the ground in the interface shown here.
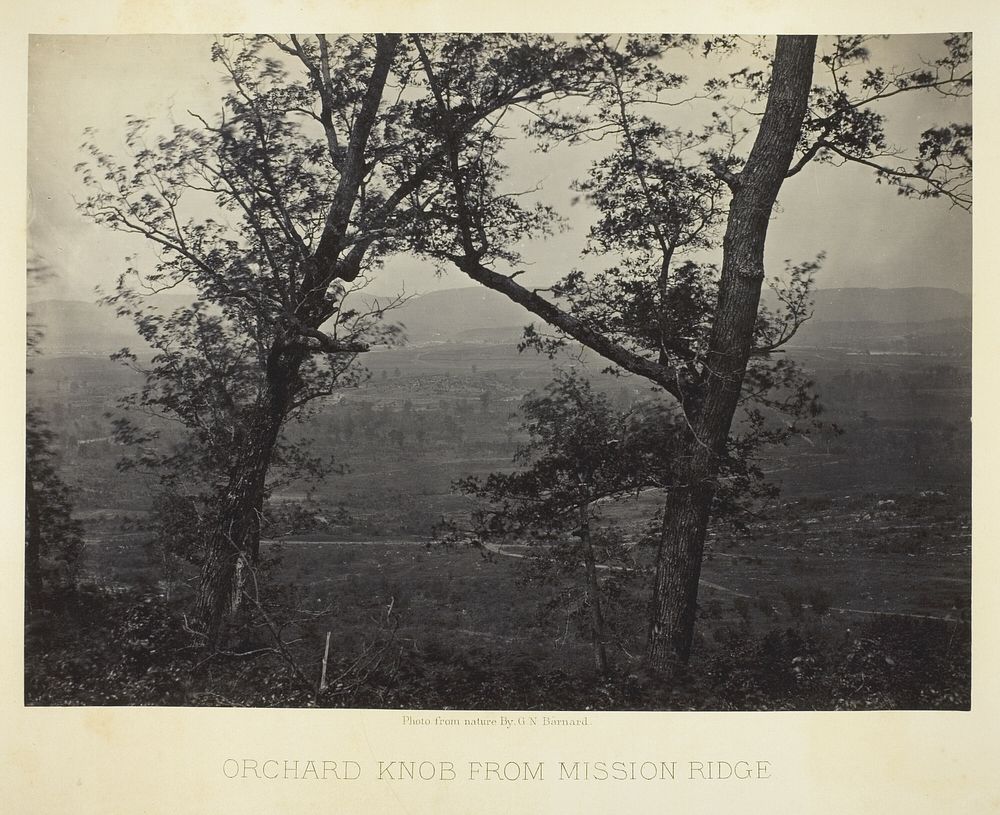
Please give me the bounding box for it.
[24,340,971,709]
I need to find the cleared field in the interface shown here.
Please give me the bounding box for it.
[77,487,969,680]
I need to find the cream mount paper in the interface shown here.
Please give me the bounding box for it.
[3,3,998,813]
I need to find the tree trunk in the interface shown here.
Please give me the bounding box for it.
[579,502,609,676]
[190,38,404,642]
[644,35,818,674]
[195,355,300,642]
[195,411,282,641]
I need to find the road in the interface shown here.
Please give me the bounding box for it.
[83,532,963,624]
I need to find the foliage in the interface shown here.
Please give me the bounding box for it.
[802,34,972,208]
[27,262,84,600]
[25,582,968,710]
[699,617,970,710]
[456,370,678,534]
[71,32,972,664]
[25,408,85,596]
[76,34,428,629]
[450,371,672,667]
[74,33,609,634]
[105,301,368,590]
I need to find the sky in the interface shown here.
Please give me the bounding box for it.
[26,34,973,304]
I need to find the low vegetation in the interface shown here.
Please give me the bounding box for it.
[26,486,969,709]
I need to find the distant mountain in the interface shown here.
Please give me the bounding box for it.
[389,287,537,344]
[764,286,971,324]
[395,285,972,347]
[28,299,147,355]
[760,286,971,355]
[28,294,194,355]
[27,285,972,355]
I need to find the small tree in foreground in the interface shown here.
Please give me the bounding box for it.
[454,368,794,674]
[455,371,674,673]
[26,261,84,608]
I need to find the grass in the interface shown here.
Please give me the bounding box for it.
[51,487,968,710]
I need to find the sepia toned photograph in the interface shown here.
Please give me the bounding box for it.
[25,32,972,711]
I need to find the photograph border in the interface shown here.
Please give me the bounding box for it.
[3,2,998,813]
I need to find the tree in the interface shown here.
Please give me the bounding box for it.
[403,33,971,673]
[25,409,84,606]
[77,33,971,670]
[79,35,412,639]
[26,261,84,607]
[78,33,593,641]
[455,370,678,674]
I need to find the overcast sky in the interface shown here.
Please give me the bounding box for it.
[27,34,972,303]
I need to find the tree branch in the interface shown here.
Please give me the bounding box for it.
[451,256,683,400]
[280,325,369,355]
[311,34,401,279]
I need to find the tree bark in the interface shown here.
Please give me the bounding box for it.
[311,33,401,280]
[433,35,818,674]
[579,502,609,676]
[191,38,402,642]
[195,412,282,641]
[195,355,300,642]
[644,35,818,674]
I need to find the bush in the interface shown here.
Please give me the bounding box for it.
[25,584,969,711]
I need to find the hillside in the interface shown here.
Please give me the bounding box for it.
[392,285,972,352]
[28,293,194,355]
[768,286,971,324]
[27,285,972,355]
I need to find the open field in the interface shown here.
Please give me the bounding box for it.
[75,489,970,649]
[37,484,965,709]
[30,340,971,529]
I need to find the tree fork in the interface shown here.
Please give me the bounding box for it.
[644,35,818,675]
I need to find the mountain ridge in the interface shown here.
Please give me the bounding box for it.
[28,285,972,354]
